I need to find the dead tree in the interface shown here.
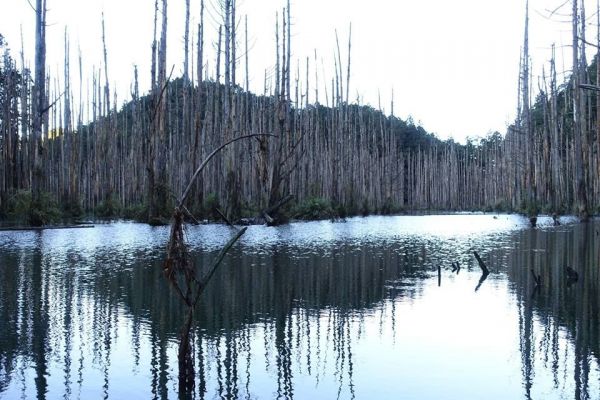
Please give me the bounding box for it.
[164,133,272,393]
[30,0,47,226]
[183,0,190,82]
[148,0,169,223]
[151,0,158,91]
[572,0,589,221]
[521,0,537,225]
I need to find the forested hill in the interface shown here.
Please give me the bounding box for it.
[1,65,471,222]
[2,56,600,223]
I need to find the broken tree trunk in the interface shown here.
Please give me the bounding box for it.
[262,193,294,225]
[530,269,542,286]
[164,133,273,393]
[31,0,47,226]
[473,251,490,275]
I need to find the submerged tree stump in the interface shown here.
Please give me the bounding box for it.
[473,251,490,275]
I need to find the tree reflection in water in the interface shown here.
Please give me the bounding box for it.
[509,222,600,400]
[0,216,598,399]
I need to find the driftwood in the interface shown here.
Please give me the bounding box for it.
[180,205,200,225]
[215,207,235,227]
[263,213,275,225]
[579,83,600,92]
[231,194,294,226]
[236,217,264,226]
[262,194,294,226]
[0,224,94,232]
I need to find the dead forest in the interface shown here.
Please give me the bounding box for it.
[1,0,600,225]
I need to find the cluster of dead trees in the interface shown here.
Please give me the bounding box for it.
[1,0,600,224]
[512,0,600,224]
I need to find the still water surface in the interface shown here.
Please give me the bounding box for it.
[0,214,599,399]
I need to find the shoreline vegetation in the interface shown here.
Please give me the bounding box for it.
[0,193,585,231]
[1,0,600,228]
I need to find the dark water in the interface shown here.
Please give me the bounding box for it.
[0,214,599,399]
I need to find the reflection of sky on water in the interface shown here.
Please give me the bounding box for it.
[0,214,597,399]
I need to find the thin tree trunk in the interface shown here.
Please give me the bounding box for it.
[572,0,589,220]
[31,0,47,225]
[183,0,190,82]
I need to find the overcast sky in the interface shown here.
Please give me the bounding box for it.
[0,0,597,141]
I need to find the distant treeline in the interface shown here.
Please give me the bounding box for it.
[0,0,599,223]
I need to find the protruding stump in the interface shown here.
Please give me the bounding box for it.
[473,251,490,275]
[473,251,490,292]
[530,268,542,287]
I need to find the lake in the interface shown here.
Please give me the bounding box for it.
[0,214,599,399]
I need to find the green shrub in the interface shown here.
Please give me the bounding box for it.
[380,198,401,215]
[202,193,221,219]
[4,190,61,226]
[95,196,121,218]
[335,203,348,219]
[526,202,539,217]
[122,203,147,221]
[360,199,370,216]
[240,203,258,218]
[62,197,83,219]
[4,190,32,222]
[491,201,511,213]
[291,197,336,220]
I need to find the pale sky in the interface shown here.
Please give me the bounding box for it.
[0,0,597,141]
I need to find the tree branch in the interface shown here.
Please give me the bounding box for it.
[151,65,175,122]
[178,134,275,208]
[580,83,600,92]
[40,90,65,116]
[192,226,247,306]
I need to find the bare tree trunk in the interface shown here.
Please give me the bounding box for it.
[224,0,231,89]
[19,28,30,190]
[231,0,237,88]
[286,0,291,102]
[149,0,169,222]
[550,45,561,214]
[597,0,600,204]
[572,0,589,220]
[245,15,249,91]
[197,0,204,86]
[580,0,591,208]
[183,0,190,82]
[192,0,204,207]
[151,0,158,91]
[346,23,352,105]
[522,0,537,225]
[31,0,47,225]
[216,26,222,83]
[101,13,111,114]
[275,12,280,98]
